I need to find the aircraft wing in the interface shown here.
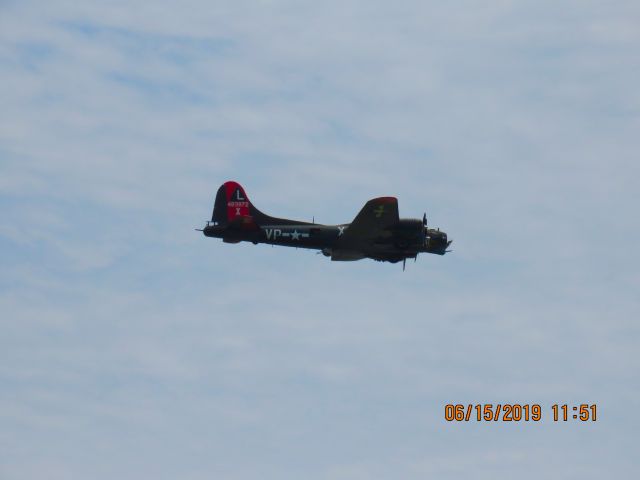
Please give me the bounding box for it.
[337,196,399,246]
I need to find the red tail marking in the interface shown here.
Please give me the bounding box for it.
[224,181,251,222]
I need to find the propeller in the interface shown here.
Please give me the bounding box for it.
[403,258,406,271]
[421,213,429,248]
[445,239,453,253]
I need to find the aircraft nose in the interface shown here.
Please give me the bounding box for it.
[433,230,449,253]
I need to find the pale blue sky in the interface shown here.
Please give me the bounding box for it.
[1,1,639,479]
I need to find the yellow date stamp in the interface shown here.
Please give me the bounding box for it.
[444,404,597,422]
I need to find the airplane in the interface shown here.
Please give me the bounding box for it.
[199,181,451,269]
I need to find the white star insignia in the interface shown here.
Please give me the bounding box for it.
[291,230,301,240]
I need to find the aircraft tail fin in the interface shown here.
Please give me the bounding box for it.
[211,181,313,226]
[211,181,255,225]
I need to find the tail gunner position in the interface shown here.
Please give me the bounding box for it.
[199,181,451,269]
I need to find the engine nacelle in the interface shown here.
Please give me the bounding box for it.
[394,218,425,248]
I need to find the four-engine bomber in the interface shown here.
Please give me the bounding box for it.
[200,181,451,269]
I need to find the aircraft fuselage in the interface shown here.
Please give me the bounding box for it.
[203,221,449,262]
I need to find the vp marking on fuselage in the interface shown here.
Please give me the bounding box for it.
[265,228,282,240]
[265,228,309,241]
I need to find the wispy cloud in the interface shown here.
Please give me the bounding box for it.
[1,1,639,479]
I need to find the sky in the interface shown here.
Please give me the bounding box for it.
[1,1,639,478]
